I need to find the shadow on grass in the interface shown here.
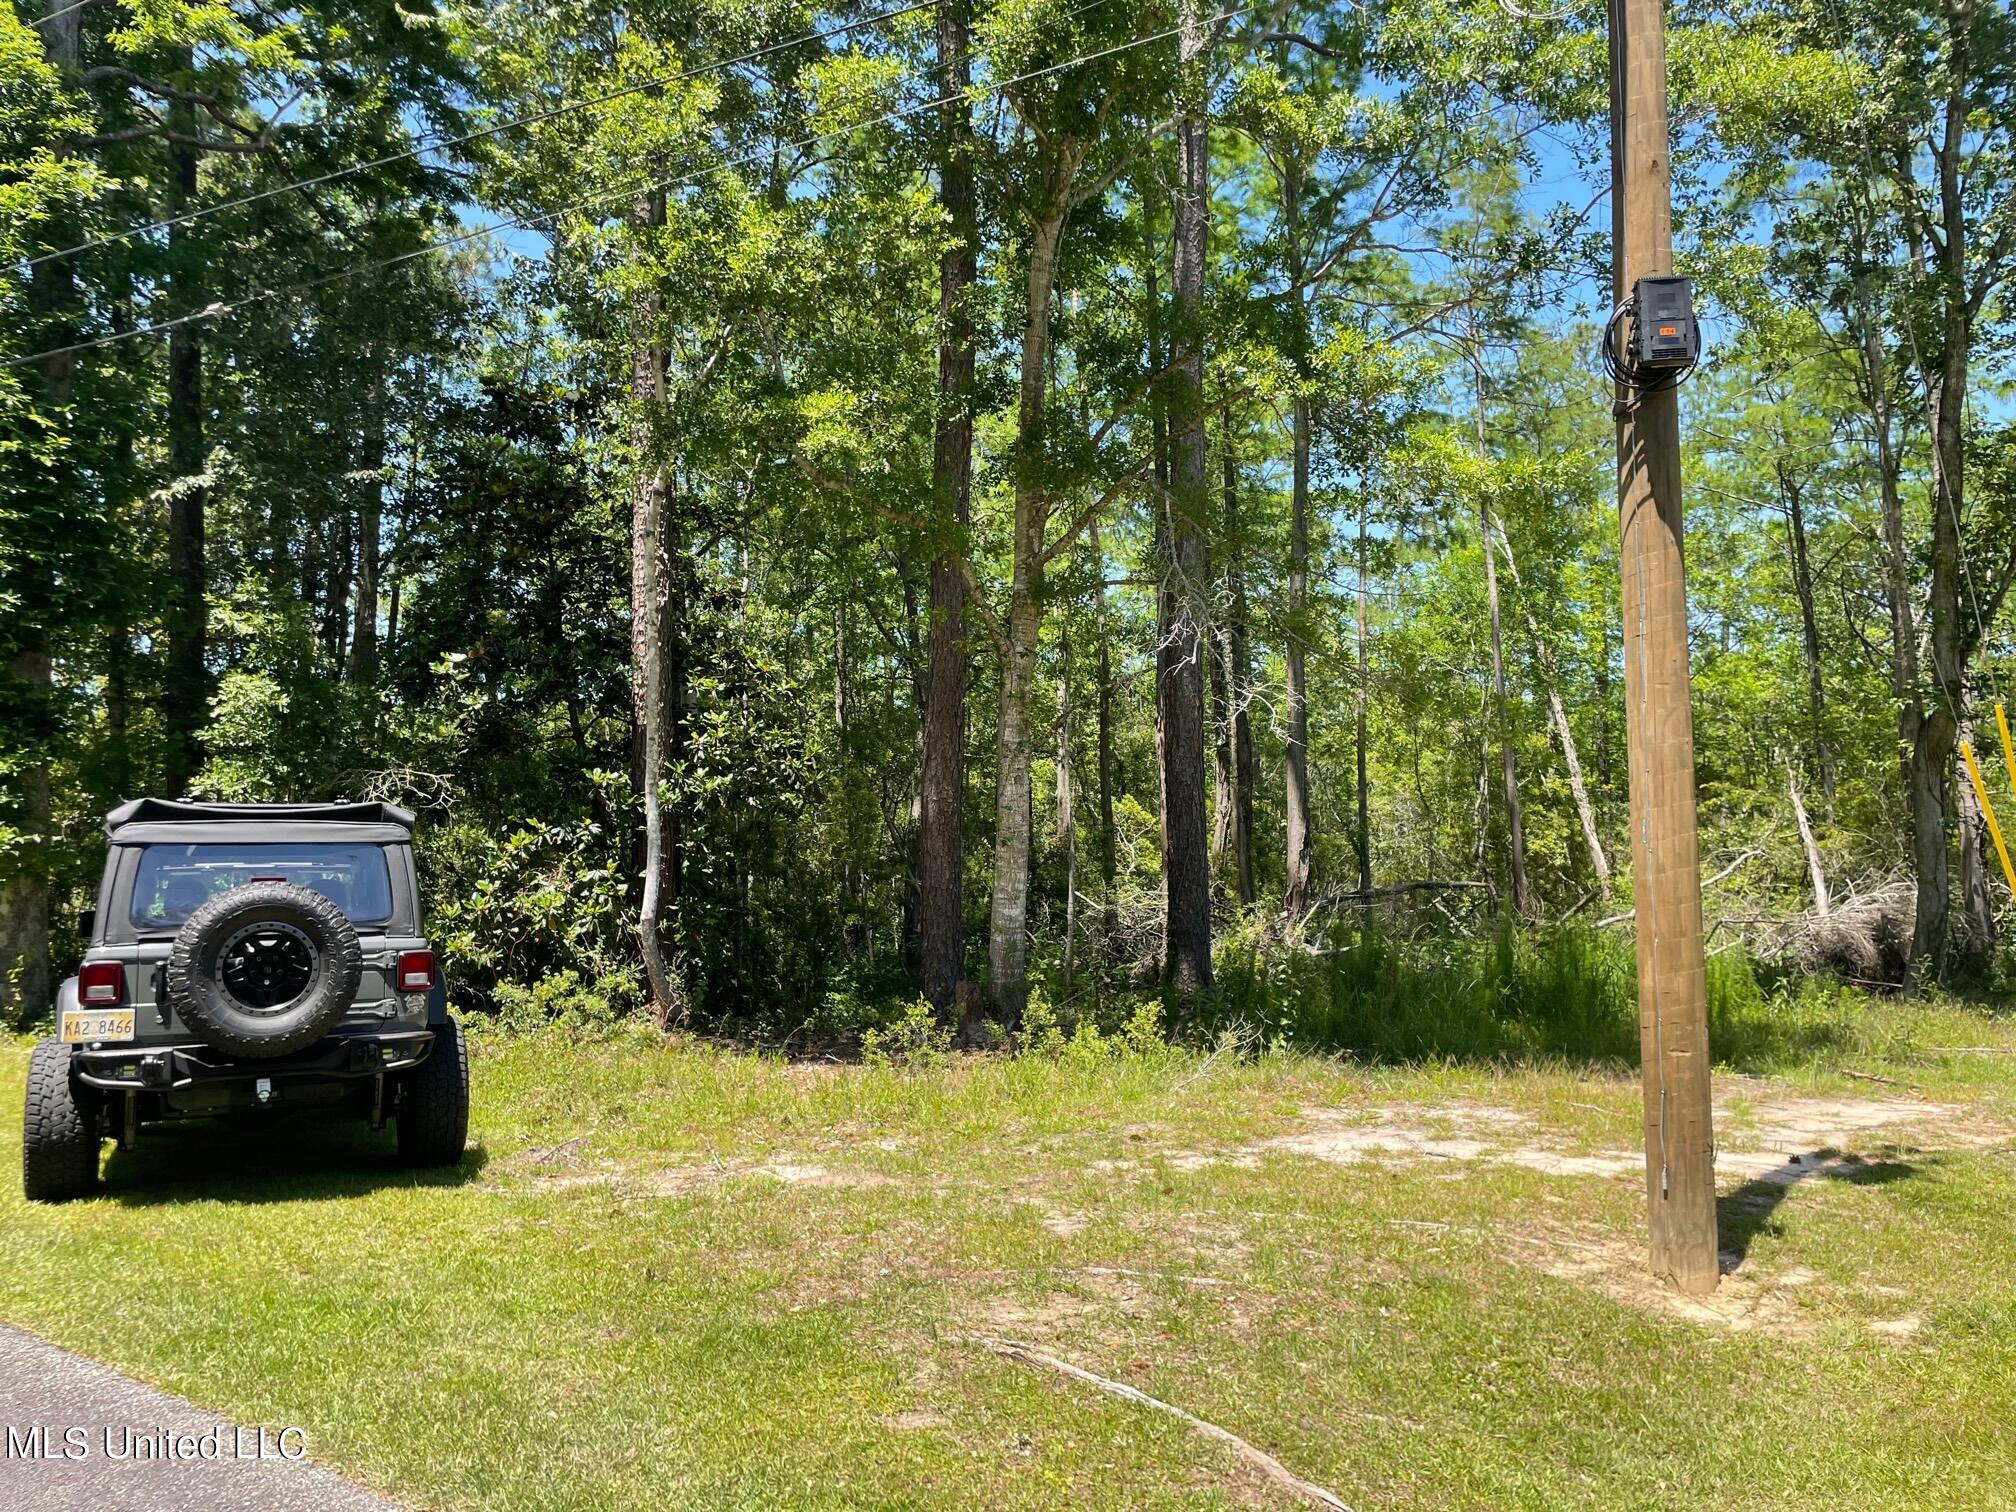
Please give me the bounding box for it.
[101,1115,487,1207]
[1718,1150,1925,1270]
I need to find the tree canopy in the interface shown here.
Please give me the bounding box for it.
[4,0,2014,1032]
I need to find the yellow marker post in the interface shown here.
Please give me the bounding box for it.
[1961,741,2016,900]
[1995,703,2016,792]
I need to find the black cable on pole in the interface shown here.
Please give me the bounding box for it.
[6,0,1247,372]
[19,0,938,272]
[1599,295,1691,405]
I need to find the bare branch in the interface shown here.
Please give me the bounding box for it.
[1039,467,1151,570]
[82,67,227,109]
[971,1337,1351,1511]
[162,131,270,156]
[1256,29,1345,57]
[72,125,167,150]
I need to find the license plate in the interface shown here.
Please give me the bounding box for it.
[61,1009,134,1044]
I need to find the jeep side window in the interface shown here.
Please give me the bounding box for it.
[129,843,395,930]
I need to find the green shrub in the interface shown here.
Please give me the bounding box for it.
[1190,920,1873,1070]
[1013,988,1171,1066]
[426,798,636,1008]
[860,998,953,1070]
[491,969,639,1035]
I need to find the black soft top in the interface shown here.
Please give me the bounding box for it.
[104,798,416,840]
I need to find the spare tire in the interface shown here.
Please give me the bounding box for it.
[166,882,362,1059]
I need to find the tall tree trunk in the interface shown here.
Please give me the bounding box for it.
[835,596,859,957]
[1905,698,1954,977]
[1491,517,1610,884]
[1853,264,1942,976]
[1354,494,1372,893]
[1210,606,1234,863]
[1929,27,1989,966]
[0,665,50,1024]
[105,625,132,799]
[1158,0,1213,998]
[919,0,976,1012]
[1777,461,1831,801]
[1481,522,1528,915]
[1895,52,1985,977]
[324,509,353,671]
[833,598,848,744]
[1223,444,1255,905]
[1278,143,1317,922]
[1284,396,1315,917]
[1906,369,1962,976]
[1473,669,1492,877]
[986,209,1067,1017]
[634,463,679,1024]
[163,71,207,798]
[0,0,81,1020]
[1472,354,1528,915]
[988,594,1041,1017]
[348,366,386,701]
[629,188,680,1022]
[1057,621,1078,995]
[103,303,135,800]
[1092,519,1119,952]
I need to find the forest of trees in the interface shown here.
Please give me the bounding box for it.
[2,0,2013,1036]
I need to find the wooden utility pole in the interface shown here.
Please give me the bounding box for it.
[1611,0,1717,1293]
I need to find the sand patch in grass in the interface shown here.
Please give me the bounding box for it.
[496,1153,900,1198]
[1714,1092,2008,1181]
[1168,1087,2015,1189]
[1511,1227,1821,1338]
[1264,1106,1642,1178]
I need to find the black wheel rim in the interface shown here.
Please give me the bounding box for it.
[218,921,318,1012]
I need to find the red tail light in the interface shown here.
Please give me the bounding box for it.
[394,951,438,993]
[78,962,125,1006]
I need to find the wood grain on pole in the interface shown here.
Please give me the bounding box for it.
[1612,0,1719,1294]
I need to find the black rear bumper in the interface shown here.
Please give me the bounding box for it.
[74,1029,434,1096]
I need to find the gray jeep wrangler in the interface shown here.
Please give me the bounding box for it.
[22,798,469,1202]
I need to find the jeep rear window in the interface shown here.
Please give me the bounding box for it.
[128,843,394,930]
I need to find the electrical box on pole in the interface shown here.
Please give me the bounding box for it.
[1629,276,1699,370]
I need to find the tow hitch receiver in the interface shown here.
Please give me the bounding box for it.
[345,1039,384,1074]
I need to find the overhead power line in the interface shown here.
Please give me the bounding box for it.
[19,0,938,272]
[23,0,94,31]
[1494,0,1593,20]
[9,0,1236,372]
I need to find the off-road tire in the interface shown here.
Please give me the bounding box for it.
[23,1038,99,1203]
[396,1018,468,1167]
[167,882,362,1059]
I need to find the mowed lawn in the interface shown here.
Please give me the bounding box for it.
[2,1001,2016,1511]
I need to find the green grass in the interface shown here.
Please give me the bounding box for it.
[1,987,2014,1510]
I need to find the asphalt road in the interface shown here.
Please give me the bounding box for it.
[0,1323,398,1511]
